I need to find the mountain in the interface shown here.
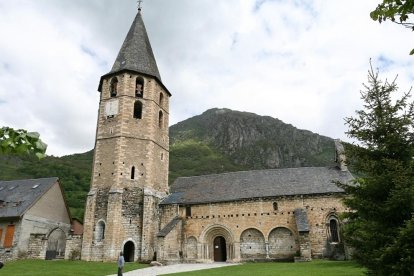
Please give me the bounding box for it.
[0,108,337,220]
[170,108,335,180]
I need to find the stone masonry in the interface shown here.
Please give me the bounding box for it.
[158,194,347,263]
[82,70,170,262]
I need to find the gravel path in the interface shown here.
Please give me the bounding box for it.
[107,263,240,276]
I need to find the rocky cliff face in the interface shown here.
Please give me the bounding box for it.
[170,108,335,170]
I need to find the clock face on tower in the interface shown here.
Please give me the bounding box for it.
[105,100,119,118]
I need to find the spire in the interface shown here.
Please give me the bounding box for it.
[138,0,143,12]
[110,11,161,80]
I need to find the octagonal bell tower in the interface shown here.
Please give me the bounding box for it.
[82,8,171,262]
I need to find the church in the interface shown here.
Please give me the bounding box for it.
[81,8,353,264]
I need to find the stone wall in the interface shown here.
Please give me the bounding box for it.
[157,220,182,263]
[160,194,347,262]
[27,234,47,259]
[240,228,266,259]
[65,235,83,260]
[0,248,14,262]
[1,214,70,261]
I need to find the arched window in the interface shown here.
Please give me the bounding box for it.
[158,111,163,128]
[110,77,118,97]
[159,93,163,105]
[134,101,143,119]
[96,221,106,242]
[329,219,340,243]
[131,166,135,179]
[135,78,144,98]
[273,202,278,211]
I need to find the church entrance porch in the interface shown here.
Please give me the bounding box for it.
[213,236,227,262]
[200,225,235,262]
[123,241,135,262]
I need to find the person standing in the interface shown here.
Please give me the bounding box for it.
[118,252,125,276]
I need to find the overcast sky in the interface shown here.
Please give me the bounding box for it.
[0,0,413,156]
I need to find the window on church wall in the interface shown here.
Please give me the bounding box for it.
[329,219,339,243]
[158,111,163,128]
[273,202,278,211]
[186,206,192,217]
[134,101,143,119]
[110,77,118,97]
[131,166,135,179]
[96,221,106,242]
[159,93,163,105]
[3,224,15,248]
[135,78,144,98]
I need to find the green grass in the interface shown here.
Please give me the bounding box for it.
[0,259,147,276]
[0,260,366,276]
[164,260,366,276]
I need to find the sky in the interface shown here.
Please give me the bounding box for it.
[0,0,413,156]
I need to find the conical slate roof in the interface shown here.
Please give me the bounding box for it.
[110,11,161,80]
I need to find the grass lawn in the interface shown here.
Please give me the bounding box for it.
[165,260,366,276]
[0,259,148,276]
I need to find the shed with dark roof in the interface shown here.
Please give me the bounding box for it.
[0,177,72,261]
[0,177,66,219]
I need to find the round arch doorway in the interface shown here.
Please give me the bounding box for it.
[123,241,135,262]
[213,236,227,262]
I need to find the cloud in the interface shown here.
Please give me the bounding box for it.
[0,0,413,156]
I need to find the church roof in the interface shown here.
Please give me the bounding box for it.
[157,216,181,237]
[110,11,161,80]
[0,177,59,218]
[161,167,353,205]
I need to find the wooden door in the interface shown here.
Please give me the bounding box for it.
[4,224,15,248]
[213,236,227,262]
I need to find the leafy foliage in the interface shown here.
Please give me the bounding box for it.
[341,63,414,275]
[370,0,414,54]
[0,127,47,158]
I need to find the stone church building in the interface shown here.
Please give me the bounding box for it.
[81,8,353,264]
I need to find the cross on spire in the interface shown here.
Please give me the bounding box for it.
[137,0,143,11]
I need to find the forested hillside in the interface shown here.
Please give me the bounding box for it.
[0,151,93,219]
[0,108,336,221]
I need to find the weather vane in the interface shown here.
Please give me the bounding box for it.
[137,0,143,11]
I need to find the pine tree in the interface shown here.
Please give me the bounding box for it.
[342,63,414,275]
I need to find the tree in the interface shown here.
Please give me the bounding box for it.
[341,63,414,275]
[0,127,47,158]
[370,0,414,54]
